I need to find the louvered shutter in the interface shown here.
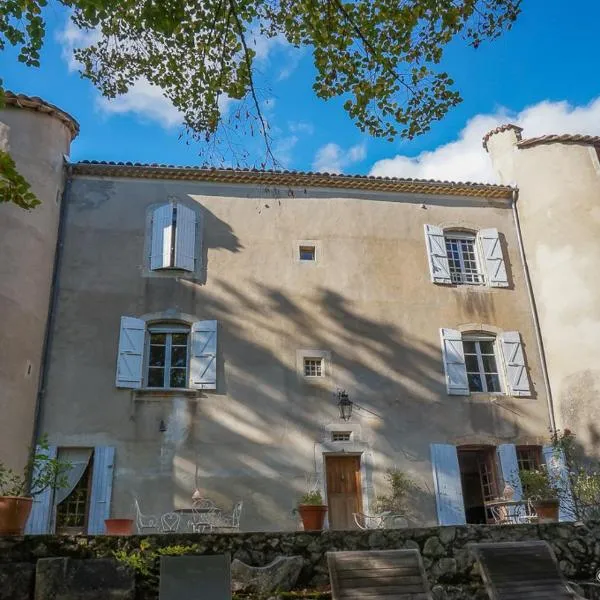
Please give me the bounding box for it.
[25,445,57,534]
[190,320,217,390]
[150,204,174,270]
[497,444,523,501]
[478,228,508,287]
[431,444,466,525]
[115,317,145,388]
[87,446,115,534]
[501,331,531,397]
[440,328,469,395]
[424,224,452,284]
[174,203,196,271]
[543,446,575,522]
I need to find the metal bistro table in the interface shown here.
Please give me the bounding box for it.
[485,499,537,525]
[175,500,222,533]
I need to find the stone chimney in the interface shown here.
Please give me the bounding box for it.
[482,124,523,185]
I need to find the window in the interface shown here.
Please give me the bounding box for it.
[332,431,352,442]
[304,357,323,377]
[463,336,502,393]
[150,202,197,272]
[517,446,542,472]
[445,234,484,284]
[147,325,190,388]
[56,461,92,534]
[457,446,499,524]
[299,245,316,261]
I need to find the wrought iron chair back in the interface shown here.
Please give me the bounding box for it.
[190,498,221,533]
[352,512,385,530]
[134,498,160,533]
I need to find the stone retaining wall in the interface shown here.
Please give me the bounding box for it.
[2,522,600,599]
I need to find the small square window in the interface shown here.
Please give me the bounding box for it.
[304,357,323,377]
[299,246,316,261]
[332,431,351,442]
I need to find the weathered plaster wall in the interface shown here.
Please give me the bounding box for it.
[40,177,550,529]
[487,133,600,457]
[0,107,71,472]
[2,522,600,599]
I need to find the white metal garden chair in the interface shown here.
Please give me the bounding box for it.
[134,498,160,533]
[352,511,386,530]
[214,500,243,532]
[189,498,221,533]
[160,511,182,533]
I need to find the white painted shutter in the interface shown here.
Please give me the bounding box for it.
[25,445,57,534]
[150,203,174,270]
[501,331,531,397]
[440,328,469,395]
[431,444,466,525]
[543,445,575,522]
[424,224,452,284]
[478,228,508,287]
[87,446,115,534]
[174,203,196,271]
[115,316,145,389]
[497,444,523,501]
[190,320,217,390]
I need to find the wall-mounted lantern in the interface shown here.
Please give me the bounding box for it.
[337,390,353,421]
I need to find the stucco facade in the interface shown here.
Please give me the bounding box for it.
[0,96,77,472]
[4,94,598,533]
[485,128,600,458]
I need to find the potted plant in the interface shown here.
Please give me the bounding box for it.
[297,490,328,531]
[0,437,71,535]
[520,467,560,522]
[373,468,415,528]
[104,518,135,535]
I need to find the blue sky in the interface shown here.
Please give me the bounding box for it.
[2,0,600,182]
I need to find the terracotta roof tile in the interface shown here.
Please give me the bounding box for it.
[3,91,79,139]
[482,124,523,150]
[71,161,514,199]
[517,134,600,149]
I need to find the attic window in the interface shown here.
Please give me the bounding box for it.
[299,245,316,261]
[304,357,323,377]
[331,431,352,442]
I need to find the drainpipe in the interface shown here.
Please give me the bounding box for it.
[29,163,72,463]
[511,188,556,433]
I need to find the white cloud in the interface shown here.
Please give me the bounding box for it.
[274,135,299,167]
[56,18,100,72]
[289,121,314,135]
[369,97,600,183]
[312,142,367,174]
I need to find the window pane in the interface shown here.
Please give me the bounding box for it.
[468,373,484,392]
[149,345,166,367]
[170,368,187,388]
[148,367,164,388]
[299,246,315,261]
[150,333,166,345]
[171,333,188,346]
[486,373,502,393]
[171,346,187,367]
[465,355,480,372]
[479,341,495,355]
[463,341,476,354]
[481,355,498,373]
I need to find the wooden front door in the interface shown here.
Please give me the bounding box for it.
[325,455,362,530]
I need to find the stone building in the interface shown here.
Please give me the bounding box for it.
[1,93,597,534]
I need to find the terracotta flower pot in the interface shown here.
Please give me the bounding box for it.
[0,496,33,536]
[104,518,134,535]
[534,499,560,523]
[298,504,328,531]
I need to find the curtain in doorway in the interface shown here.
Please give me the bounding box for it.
[54,448,93,505]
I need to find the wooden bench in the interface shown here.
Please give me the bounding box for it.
[470,541,585,599]
[327,549,433,600]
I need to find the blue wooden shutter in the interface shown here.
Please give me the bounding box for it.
[431,443,466,525]
[424,225,452,284]
[478,228,509,287]
[87,447,115,534]
[150,204,174,270]
[440,328,469,395]
[174,203,196,271]
[543,445,575,522]
[115,316,145,389]
[497,444,523,501]
[501,331,531,397]
[190,320,217,390]
[25,445,57,534]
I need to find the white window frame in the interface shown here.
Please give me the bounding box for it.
[444,232,485,285]
[304,357,324,377]
[145,323,191,389]
[462,334,504,394]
